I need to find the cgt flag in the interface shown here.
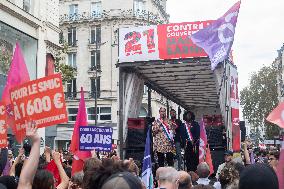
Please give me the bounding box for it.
[142,129,154,189]
[191,1,241,70]
[266,102,284,128]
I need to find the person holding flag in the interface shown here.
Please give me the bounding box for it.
[152,107,175,167]
[183,111,200,172]
[170,109,185,171]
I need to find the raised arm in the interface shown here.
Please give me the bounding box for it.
[10,148,24,177]
[52,151,69,189]
[0,148,8,175]
[17,122,40,189]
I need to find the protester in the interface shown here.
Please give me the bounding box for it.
[268,151,280,172]
[9,148,24,183]
[68,172,83,189]
[216,150,233,179]
[157,167,179,189]
[101,172,143,189]
[178,171,192,189]
[17,122,40,189]
[194,162,215,187]
[218,162,239,189]
[239,163,278,189]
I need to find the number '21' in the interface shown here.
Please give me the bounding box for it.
[124,29,156,56]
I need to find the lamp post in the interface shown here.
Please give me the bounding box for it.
[94,40,107,126]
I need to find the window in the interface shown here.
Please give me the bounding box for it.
[91,2,102,18]
[59,32,64,44]
[90,78,100,98]
[23,0,31,13]
[139,107,147,117]
[66,79,77,98]
[87,107,111,122]
[90,50,100,69]
[68,107,78,121]
[134,0,145,15]
[90,26,101,44]
[68,28,76,46]
[68,53,77,68]
[100,107,111,120]
[69,4,78,20]
[143,85,148,95]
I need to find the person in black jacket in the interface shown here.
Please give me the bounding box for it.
[170,109,184,170]
[183,111,200,172]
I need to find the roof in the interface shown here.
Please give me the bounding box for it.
[118,57,222,110]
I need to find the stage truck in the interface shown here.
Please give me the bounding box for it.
[117,21,240,173]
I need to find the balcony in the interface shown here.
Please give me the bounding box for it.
[59,9,165,25]
[64,91,100,100]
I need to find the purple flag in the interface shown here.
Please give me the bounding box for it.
[191,1,241,70]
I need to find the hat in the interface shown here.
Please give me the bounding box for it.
[224,150,233,156]
[101,172,143,189]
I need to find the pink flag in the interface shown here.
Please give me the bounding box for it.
[276,144,284,189]
[70,87,91,174]
[267,102,284,128]
[199,119,207,163]
[199,119,214,174]
[2,43,30,142]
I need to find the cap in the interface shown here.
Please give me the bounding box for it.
[101,172,142,189]
[224,150,233,156]
[8,150,13,155]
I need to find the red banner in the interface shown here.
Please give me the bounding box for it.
[119,21,213,62]
[0,102,8,148]
[10,74,68,141]
[157,21,212,59]
[230,65,240,151]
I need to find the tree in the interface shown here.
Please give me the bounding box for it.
[0,42,76,84]
[0,45,12,74]
[53,42,76,84]
[240,65,280,140]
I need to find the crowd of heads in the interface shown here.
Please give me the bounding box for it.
[0,123,282,189]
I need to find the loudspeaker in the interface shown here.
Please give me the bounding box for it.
[206,126,224,148]
[210,146,225,173]
[239,121,246,142]
[126,118,146,148]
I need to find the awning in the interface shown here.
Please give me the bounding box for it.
[118,57,222,110]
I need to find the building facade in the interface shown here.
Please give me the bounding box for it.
[0,0,61,152]
[55,0,178,150]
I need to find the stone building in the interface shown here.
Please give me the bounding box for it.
[53,0,180,150]
[0,0,61,152]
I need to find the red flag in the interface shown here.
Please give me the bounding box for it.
[45,53,55,76]
[276,144,284,189]
[199,118,214,174]
[45,160,61,186]
[70,87,91,174]
[2,43,30,142]
[71,159,84,175]
[205,146,214,175]
[199,119,207,163]
[267,102,284,128]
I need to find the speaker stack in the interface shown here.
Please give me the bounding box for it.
[203,115,226,173]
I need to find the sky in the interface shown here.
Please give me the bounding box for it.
[167,0,284,91]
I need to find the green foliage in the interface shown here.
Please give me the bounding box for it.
[54,42,76,84]
[240,65,280,140]
[0,47,12,75]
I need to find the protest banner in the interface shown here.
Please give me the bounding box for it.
[79,126,113,152]
[0,102,8,148]
[119,21,213,62]
[9,74,68,141]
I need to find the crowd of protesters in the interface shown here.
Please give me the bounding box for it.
[0,121,282,189]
